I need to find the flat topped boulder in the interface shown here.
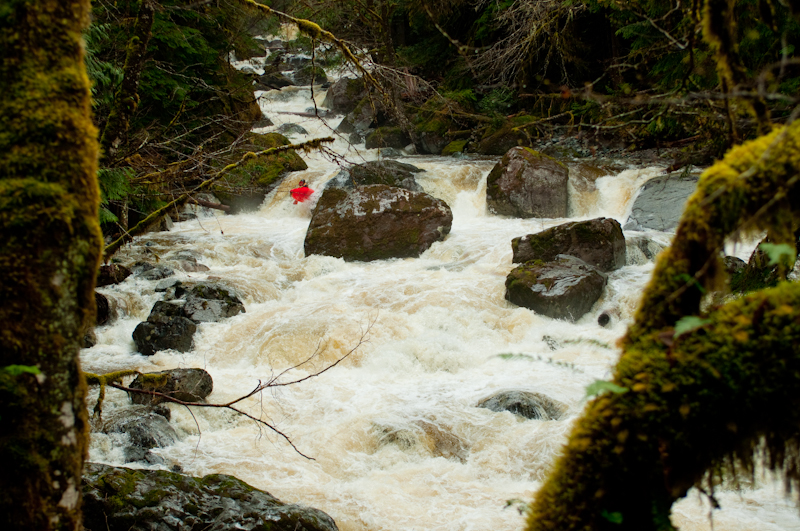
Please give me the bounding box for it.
[512,217,626,272]
[486,147,569,218]
[304,184,452,261]
[82,463,339,531]
[477,390,567,420]
[505,255,607,321]
[337,160,424,192]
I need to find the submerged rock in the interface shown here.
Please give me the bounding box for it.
[623,171,700,231]
[512,217,626,272]
[128,368,214,406]
[505,255,607,321]
[486,147,569,218]
[100,405,177,464]
[82,463,340,531]
[477,390,567,420]
[625,234,668,265]
[304,184,452,261]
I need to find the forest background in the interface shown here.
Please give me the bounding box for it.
[1,0,800,529]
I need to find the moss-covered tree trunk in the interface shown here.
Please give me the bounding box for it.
[0,1,102,529]
[525,122,800,530]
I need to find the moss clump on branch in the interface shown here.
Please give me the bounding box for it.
[525,120,800,531]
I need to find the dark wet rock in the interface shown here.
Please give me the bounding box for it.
[625,234,667,265]
[82,463,340,531]
[330,160,424,192]
[597,308,621,327]
[128,368,214,406]
[175,283,245,321]
[155,278,182,293]
[511,217,626,272]
[253,115,274,128]
[505,255,607,321]
[623,172,700,231]
[336,96,387,134]
[305,184,452,262]
[348,132,363,144]
[277,123,309,136]
[257,70,294,90]
[724,256,746,275]
[96,264,132,287]
[96,292,111,326]
[323,77,368,114]
[100,405,177,463]
[83,329,97,348]
[477,390,567,420]
[476,121,532,155]
[418,131,450,155]
[132,303,196,356]
[293,64,328,85]
[365,127,411,150]
[133,262,175,281]
[486,147,569,218]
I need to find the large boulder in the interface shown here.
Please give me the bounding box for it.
[365,127,411,150]
[486,147,569,218]
[100,405,177,464]
[257,70,294,90]
[336,96,387,135]
[132,304,197,356]
[625,234,667,265]
[511,217,626,272]
[505,255,607,321]
[304,184,452,261]
[82,463,340,531]
[128,368,214,406]
[176,283,246,322]
[335,160,424,192]
[477,390,567,420]
[322,77,367,114]
[623,171,700,231]
[293,64,328,85]
[96,264,132,287]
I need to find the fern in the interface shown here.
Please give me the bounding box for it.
[97,167,134,225]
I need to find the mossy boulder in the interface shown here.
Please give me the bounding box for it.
[341,160,424,192]
[505,255,607,321]
[214,133,307,214]
[128,368,214,406]
[304,184,452,261]
[365,126,411,150]
[477,390,567,420]
[511,217,626,272]
[322,76,368,114]
[82,463,339,531]
[441,140,468,156]
[336,96,387,134]
[475,118,533,155]
[293,64,328,85]
[487,147,569,218]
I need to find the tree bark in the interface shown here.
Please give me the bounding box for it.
[525,121,800,530]
[0,1,102,529]
[99,0,155,163]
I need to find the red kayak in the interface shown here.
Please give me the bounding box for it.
[290,184,314,204]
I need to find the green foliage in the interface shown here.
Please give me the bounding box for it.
[585,380,629,398]
[2,365,41,377]
[84,22,124,108]
[759,242,797,266]
[478,87,516,115]
[674,316,711,337]
[97,167,134,225]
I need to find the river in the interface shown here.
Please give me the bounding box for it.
[82,58,800,531]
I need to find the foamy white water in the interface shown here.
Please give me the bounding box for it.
[82,71,800,531]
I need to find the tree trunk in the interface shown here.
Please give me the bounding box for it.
[525,121,800,530]
[99,0,155,163]
[0,1,102,529]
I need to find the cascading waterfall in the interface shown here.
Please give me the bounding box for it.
[82,57,800,531]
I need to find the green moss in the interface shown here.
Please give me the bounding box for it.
[441,140,468,156]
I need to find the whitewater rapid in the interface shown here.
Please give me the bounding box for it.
[82,64,799,531]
